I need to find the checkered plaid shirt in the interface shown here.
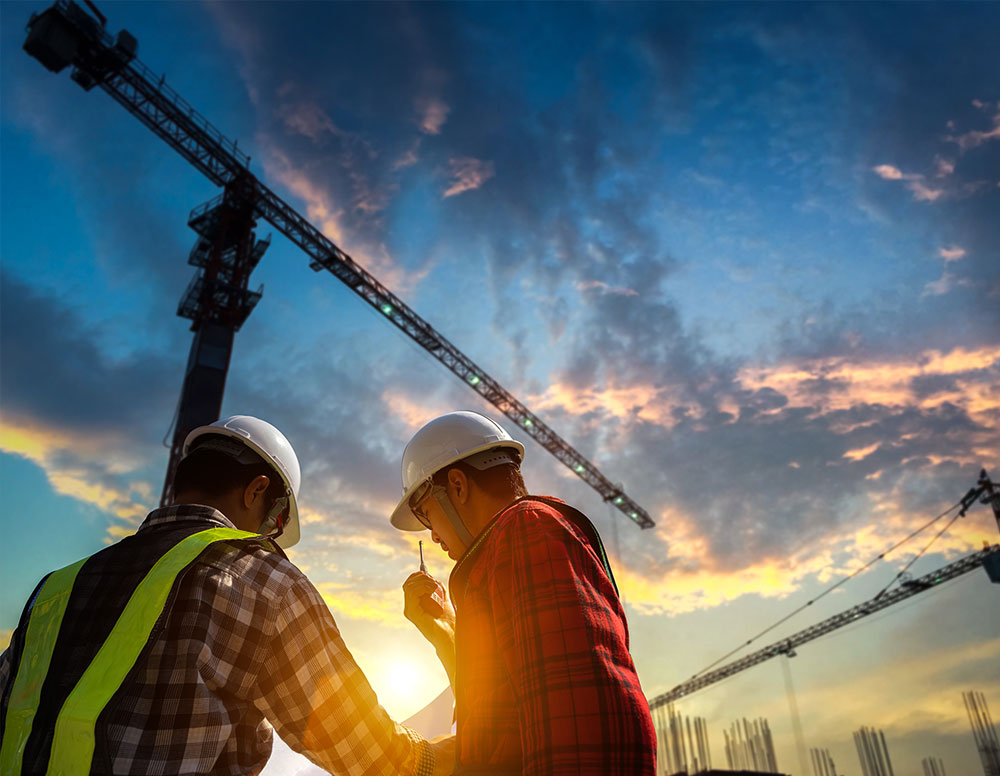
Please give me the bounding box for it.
[0,505,435,776]
[449,497,656,775]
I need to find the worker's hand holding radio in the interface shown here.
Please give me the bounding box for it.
[404,543,455,648]
[403,569,454,647]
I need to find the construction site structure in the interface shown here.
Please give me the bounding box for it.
[853,726,895,776]
[964,691,1000,776]
[810,747,838,776]
[652,703,712,775]
[921,756,946,776]
[159,180,269,505]
[22,0,655,530]
[723,718,778,773]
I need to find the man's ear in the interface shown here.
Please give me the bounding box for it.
[447,468,470,505]
[243,474,270,509]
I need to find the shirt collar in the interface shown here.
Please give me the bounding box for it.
[138,504,240,533]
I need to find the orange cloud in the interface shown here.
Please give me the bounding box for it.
[0,414,153,539]
[381,390,455,432]
[443,157,495,198]
[737,345,1000,426]
[938,246,966,262]
[529,381,705,431]
[264,144,346,243]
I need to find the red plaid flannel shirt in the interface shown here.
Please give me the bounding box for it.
[448,497,656,775]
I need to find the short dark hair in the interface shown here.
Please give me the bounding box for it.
[173,447,285,503]
[433,460,527,500]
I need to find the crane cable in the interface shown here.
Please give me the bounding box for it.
[685,485,983,682]
[872,483,983,600]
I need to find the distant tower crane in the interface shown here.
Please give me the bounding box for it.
[22,0,655,528]
[648,473,1000,708]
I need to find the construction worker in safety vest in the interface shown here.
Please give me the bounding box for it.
[392,410,656,776]
[0,415,454,776]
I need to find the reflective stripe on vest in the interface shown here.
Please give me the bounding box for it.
[0,558,87,775]
[0,527,258,776]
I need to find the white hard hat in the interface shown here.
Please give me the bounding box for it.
[183,415,302,549]
[390,410,525,532]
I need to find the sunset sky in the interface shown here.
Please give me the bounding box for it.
[1,2,998,775]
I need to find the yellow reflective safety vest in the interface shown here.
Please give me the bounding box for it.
[0,526,268,775]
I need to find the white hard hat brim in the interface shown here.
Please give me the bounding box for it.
[389,438,525,532]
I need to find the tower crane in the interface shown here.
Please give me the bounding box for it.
[648,473,1000,708]
[21,0,655,529]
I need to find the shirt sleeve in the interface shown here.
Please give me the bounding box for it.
[252,573,435,776]
[487,506,651,776]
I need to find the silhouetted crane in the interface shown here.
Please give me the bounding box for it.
[649,473,1000,707]
[22,0,655,528]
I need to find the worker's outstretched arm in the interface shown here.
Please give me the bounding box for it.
[402,571,457,693]
[489,507,655,776]
[252,574,447,776]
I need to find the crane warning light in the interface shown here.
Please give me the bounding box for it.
[468,375,481,386]
[574,464,586,473]
[380,303,393,316]
[630,512,639,520]
[523,418,534,427]
[614,496,624,505]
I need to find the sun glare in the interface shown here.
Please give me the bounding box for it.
[370,657,445,723]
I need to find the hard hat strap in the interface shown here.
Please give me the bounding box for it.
[431,489,475,547]
[258,494,289,540]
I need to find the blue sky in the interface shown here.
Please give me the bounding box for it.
[2,2,998,774]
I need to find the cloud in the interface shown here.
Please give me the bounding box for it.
[921,271,965,298]
[947,105,1000,152]
[392,139,422,170]
[416,96,450,135]
[938,246,966,262]
[872,164,943,201]
[442,157,495,197]
[576,280,640,297]
[283,101,341,144]
[736,345,999,424]
[872,165,904,181]
[263,143,347,242]
[258,142,430,293]
[0,414,154,537]
[934,156,955,178]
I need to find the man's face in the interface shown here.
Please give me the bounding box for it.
[413,486,469,560]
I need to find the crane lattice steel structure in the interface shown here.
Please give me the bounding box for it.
[649,476,1000,708]
[22,0,655,529]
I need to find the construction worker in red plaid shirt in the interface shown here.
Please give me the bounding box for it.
[392,411,656,776]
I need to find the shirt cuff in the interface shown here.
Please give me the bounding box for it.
[404,726,435,776]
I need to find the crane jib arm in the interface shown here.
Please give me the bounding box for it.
[648,543,1000,708]
[22,0,655,529]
